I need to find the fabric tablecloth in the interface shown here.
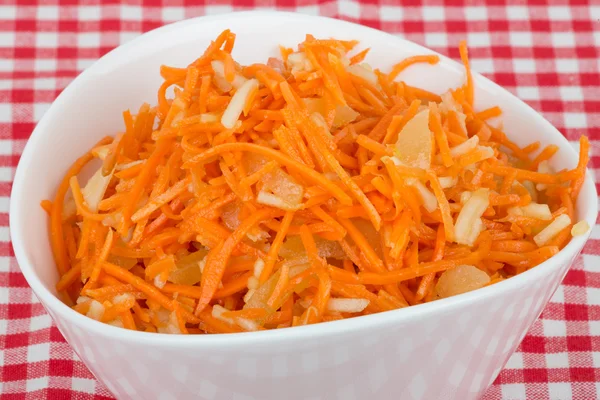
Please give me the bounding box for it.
[1,1,598,399]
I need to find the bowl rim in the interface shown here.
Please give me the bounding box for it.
[10,10,598,346]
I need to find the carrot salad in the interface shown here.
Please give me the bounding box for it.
[44,30,590,334]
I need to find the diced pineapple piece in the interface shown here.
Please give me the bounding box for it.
[167,250,207,286]
[303,98,359,128]
[257,168,304,211]
[435,265,490,299]
[394,109,433,170]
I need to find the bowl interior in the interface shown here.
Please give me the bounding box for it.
[10,12,596,319]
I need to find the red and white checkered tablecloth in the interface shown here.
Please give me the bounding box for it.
[1,1,599,399]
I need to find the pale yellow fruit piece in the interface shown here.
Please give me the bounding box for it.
[394,109,433,169]
[302,98,359,129]
[167,250,207,286]
[435,265,490,299]
[279,235,345,260]
[244,269,281,312]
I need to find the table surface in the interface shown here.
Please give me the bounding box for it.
[1,1,599,399]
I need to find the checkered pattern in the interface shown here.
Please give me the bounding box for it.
[0,0,598,399]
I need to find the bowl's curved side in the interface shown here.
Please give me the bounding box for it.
[9,11,598,400]
[50,245,579,400]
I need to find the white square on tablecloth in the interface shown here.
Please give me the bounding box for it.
[583,254,600,273]
[121,5,142,20]
[29,315,53,332]
[162,7,185,22]
[502,383,527,399]
[516,86,540,100]
[71,378,98,394]
[506,6,529,20]
[552,32,576,47]
[542,319,567,337]
[27,343,51,363]
[36,32,58,48]
[26,377,49,393]
[77,32,101,48]
[465,7,487,20]
[37,6,59,20]
[586,288,600,305]
[547,6,572,20]
[0,59,13,72]
[205,5,234,15]
[33,77,57,91]
[0,226,9,241]
[564,112,587,129]
[559,86,584,101]
[380,6,403,21]
[509,31,533,47]
[548,382,573,400]
[424,33,447,47]
[556,59,579,73]
[0,287,8,304]
[422,6,445,20]
[545,352,571,368]
[512,59,536,73]
[78,6,101,20]
[0,256,9,272]
[466,33,490,47]
[341,1,361,19]
[0,32,15,47]
[0,198,10,214]
[0,104,11,123]
[34,59,57,72]
[0,5,16,20]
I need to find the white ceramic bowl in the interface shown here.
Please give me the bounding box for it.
[10,11,597,400]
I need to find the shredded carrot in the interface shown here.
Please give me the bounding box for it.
[459,40,474,105]
[260,211,294,284]
[121,309,137,330]
[41,199,53,215]
[89,228,114,285]
[214,271,253,298]
[475,106,502,121]
[56,263,82,292]
[570,136,590,201]
[415,223,445,300]
[45,30,589,334]
[388,54,440,82]
[429,103,453,167]
[350,48,370,65]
